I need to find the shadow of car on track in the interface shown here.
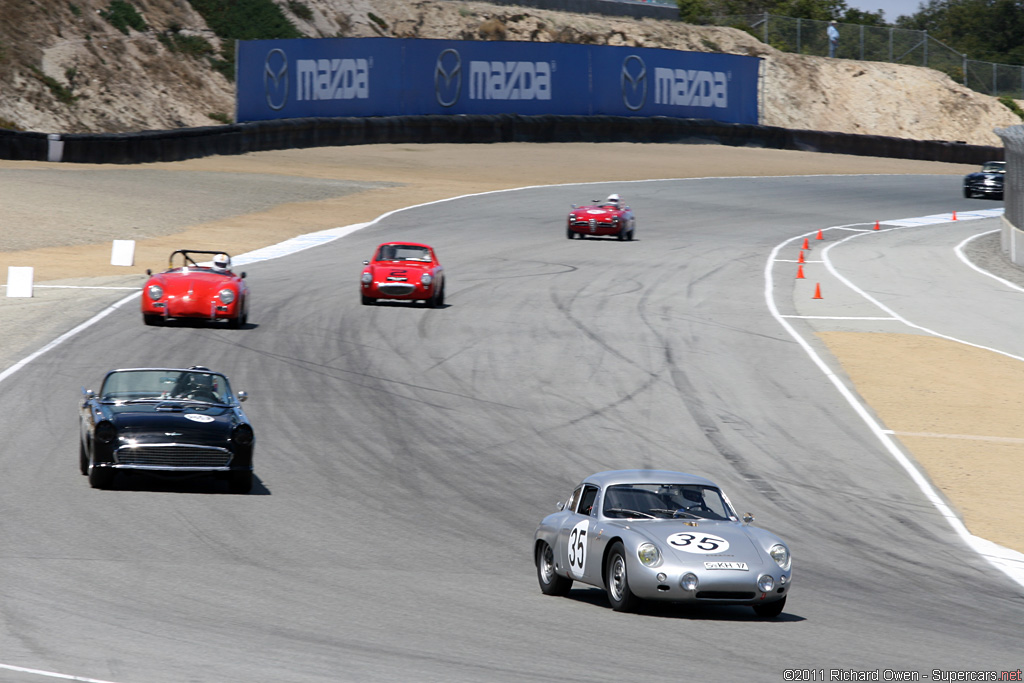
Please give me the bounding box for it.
[142,318,260,330]
[97,472,271,495]
[560,586,804,622]
[363,300,451,309]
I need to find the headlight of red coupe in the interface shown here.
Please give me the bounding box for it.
[147,284,163,301]
[218,288,235,304]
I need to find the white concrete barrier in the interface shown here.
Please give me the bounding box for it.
[47,134,64,163]
[111,239,136,267]
[6,267,34,298]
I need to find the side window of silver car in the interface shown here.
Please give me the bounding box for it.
[578,485,599,516]
[566,487,582,514]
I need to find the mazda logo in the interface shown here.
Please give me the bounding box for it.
[435,48,462,108]
[264,48,288,111]
[621,54,646,111]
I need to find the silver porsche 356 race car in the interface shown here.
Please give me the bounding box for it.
[533,470,792,617]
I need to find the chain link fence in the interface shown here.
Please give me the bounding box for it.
[707,13,1024,100]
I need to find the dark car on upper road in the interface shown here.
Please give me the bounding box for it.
[963,161,1005,199]
[79,366,255,493]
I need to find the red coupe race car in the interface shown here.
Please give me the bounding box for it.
[567,193,636,241]
[141,250,250,328]
[360,242,445,307]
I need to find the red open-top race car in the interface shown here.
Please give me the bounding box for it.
[360,242,445,308]
[141,250,249,328]
[567,193,636,241]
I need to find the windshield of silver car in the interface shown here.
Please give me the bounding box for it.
[602,484,734,521]
[100,370,232,404]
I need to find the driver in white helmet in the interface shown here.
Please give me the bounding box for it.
[212,253,231,272]
[605,194,621,208]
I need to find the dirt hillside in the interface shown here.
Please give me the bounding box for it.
[0,0,1020,145]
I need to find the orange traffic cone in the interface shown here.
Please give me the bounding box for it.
[952,211,957,221]
[812,283,822,299]
[816,229,824,240]
[798,251,805,264]
[802,238,810,250]
[873,220,880,230]
[796,265,805,279]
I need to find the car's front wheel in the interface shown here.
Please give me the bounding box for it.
[79,438,89,475]
[361,294,374,306]
[963,187,971,198]
[143,314,162,326]
[752,596,786,619]
[536,541,572,596]
[605,542,639,612]
[88,463,114,489]
[228,470,253,494]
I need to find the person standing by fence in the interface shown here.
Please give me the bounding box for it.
[827,20,839,57]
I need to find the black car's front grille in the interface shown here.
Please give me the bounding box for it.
[695,591,756,600]
[115,445,231,468]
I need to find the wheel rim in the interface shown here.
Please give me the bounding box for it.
[609,554,626,601]
[540,545,556,584]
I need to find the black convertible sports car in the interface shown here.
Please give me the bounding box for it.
[79,366,255,493]
[963,161,1005,199]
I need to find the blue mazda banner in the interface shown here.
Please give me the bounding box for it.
[237,38,759,125]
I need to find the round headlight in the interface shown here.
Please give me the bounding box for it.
[218,288,235,304]
[95,421,117,444]
[361,272,372,284]
[680,572,698,591]
[637,543,662,567]
[569,214,577,221]
[232,424,254,447]
[147,284,164,301]
[421,273,433,287]
[758,574,775,592]
[769,544,791,570]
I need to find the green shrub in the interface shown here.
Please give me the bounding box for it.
[188,0,302,80]
[368,12,388,30]
[69,3,81,17]
[999,96,1024,122]
[100,1,147,35]
[287,0,313,21]
[30,67,77,105]
[158,31,215,58]
[207,111,233,124]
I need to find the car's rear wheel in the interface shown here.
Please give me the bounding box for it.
[88,463,114,489]
[536,542,572,596]
[228,470,253,494]
[143,314,162,326]
[605,542,639,612]
[752,596,786,619]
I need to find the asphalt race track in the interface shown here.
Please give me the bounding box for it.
[1,174,1022,682]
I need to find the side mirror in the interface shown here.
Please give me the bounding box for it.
[555,501,565,511]
[146,268,152,275]
[742,512,755,524]
[81,387,95,399]
[237,391,248,403]
[363,260,370,266]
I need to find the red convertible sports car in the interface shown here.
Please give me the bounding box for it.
[141,250,249,328]
[567,194,636,241]
[360,242,445,307]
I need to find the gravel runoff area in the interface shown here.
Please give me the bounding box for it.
[1,142,1021,554]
